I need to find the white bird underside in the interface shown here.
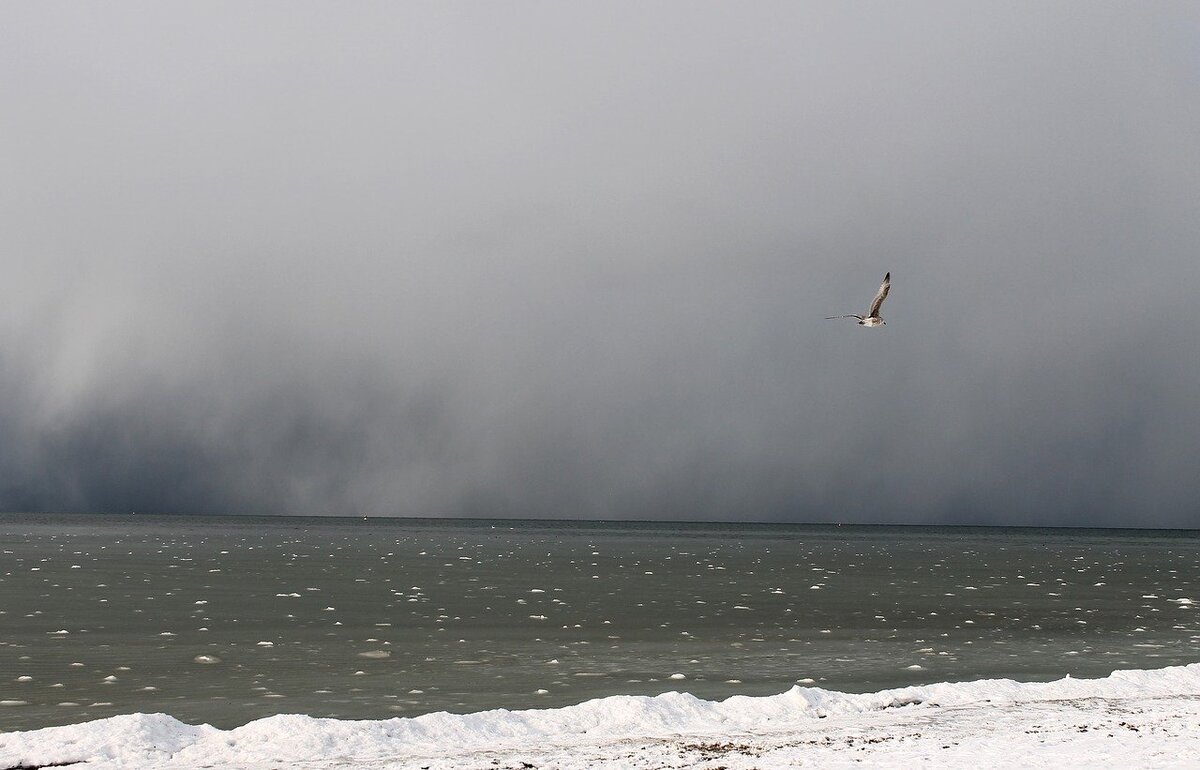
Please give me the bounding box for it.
[826,272,890,326]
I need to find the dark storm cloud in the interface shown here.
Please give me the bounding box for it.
[2,2,1198,524]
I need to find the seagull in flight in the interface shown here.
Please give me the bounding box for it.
[826,272,890,327]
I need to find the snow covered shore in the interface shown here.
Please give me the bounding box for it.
[3,664,1199,769]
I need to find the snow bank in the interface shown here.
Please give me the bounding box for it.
[3,663,1199,769]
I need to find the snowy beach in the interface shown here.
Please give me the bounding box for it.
[4,664,1199,769]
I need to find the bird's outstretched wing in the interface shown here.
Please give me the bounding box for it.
[825,314,863,320]
[867,272,890,318]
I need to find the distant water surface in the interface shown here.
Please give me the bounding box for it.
[1,514,1197,730]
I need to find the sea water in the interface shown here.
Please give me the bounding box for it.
[1,514,1197,731]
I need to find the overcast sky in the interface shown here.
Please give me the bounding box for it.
[2,2,1198,526]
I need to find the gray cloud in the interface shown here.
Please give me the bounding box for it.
[2,2,1198,524]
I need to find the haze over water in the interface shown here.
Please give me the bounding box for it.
[2,514,1198,731]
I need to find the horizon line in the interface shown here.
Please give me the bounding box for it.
[1,510,1196,534]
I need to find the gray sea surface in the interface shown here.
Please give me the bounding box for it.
[1,514,1198,731]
